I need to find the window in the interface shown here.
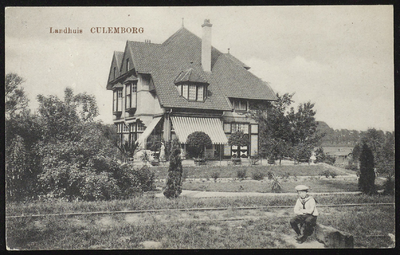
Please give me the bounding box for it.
[126,84,131,109]
[113,91,117,112]
[126,58,130,72]
[197,86,204,102]
[137,122,146,132]
[188,85,196,101]
[178,84,207,101]
[231,99,248,111]
[113,89,123,112]
[132,83,137,92]
[232,123,249,134]
[223,123,231,133]
[117,90,123,112]
[176,85,182,96]
[113,67,117,80]
[123,124,129,133]
[182,85,188,99]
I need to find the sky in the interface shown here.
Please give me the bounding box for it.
[5,6,394,132]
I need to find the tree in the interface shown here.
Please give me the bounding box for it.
[228,131,249,147]
[186,131,212,158]
[314,147,325,163]
[36,87,99,142]
[257,93,294,164]
[5,73,28,119]
[163,139,183,199]
[358,143,376,195]
[5,73,42,201]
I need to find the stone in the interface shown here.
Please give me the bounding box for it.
[313,223,354,248]
[140,241,163,249]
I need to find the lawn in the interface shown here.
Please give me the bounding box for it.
[151,163,354,180]
[179,176,386,193]
[6,194,395,249]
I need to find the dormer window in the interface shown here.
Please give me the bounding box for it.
[231,98,248,111]
[113,67,117,80]
[126,58,130,72]
[177,84,206,102]
[174,67,209,102]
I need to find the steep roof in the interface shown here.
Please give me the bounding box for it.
[174,68,208,84]
[107,26,276,110]
[106,51,124,89]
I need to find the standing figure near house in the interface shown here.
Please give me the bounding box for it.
[290,185,318,244]
[160,142,166,162]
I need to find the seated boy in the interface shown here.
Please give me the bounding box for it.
[290,185,318,244]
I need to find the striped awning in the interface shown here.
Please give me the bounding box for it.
[170,116,228,144]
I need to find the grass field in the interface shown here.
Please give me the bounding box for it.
[6,194,395,249]
[6,163,393,250]
[179,177,386,193]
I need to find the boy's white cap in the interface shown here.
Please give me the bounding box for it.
[295,185,309,191]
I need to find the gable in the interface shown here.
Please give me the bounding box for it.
[119,41,136,76]
[106,51,123,90]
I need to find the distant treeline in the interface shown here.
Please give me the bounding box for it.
[316,121,392,147]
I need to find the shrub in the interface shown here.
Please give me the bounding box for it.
[163,139,183,199]
[228,131,249,147]
[314,147,325,163]
[267,171,274,180]
[382,176,394,195]
[252,171,264,181]
[211,172,220,182]
[324,155,336,165]
[268,157,275,165]
[358,143,376,195]
[250,153,260,165]
[271,178,282,193]
[330,171,337,178]
[237,169,247,180]
[134,165,156,192]
[186,131,212,159]
[345,164,358,171]
[281,172,290,179]
[321,170,331,178]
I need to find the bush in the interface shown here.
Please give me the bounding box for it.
[321,170,331,178]
[358,143,376,195]
[211,172,220,182]
[324,155,336,165]
[250,153,260,165]
[163,139,183,199]
[382,176,394,195]
[271,178,282,193]
[252,171,264,181]
[134,165,156,192]
[314,147,325,163]
[330,171,337,178]
[237,169,247,180]
[186,131,212,158]
[267,171,274,180]
[345,164,358,171]
[281,172,290,179]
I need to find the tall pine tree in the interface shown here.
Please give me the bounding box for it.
[358,143,376,195]
[163,139,183,199]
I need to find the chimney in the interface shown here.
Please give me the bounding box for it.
[201,19,212,72]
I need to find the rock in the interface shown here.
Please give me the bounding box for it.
[313,224,354,248]
[140,241,163,249]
